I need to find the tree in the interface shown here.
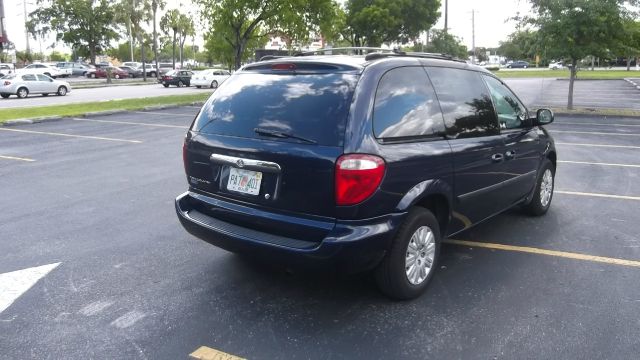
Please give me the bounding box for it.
[619,19,640,71]
[152,0,166,79]
[425,29,467,59]
[497,30,538,61]
[203,26,267,69]
[525,0,630,110]
[160,9,181,69]
[197,0,338,70]
[344,0,441,47]
[28,0,120,65]
[115,0,153,81]
[178,14,195,67]
[49,50,67,61]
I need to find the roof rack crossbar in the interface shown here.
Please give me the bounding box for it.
[296,47,399,56]
[364,51,466,63]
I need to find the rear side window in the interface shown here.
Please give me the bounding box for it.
[426,67,499,139]
[193,73,358,146]
[373,67,445,140]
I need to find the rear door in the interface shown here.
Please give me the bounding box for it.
[482,75,540,204]
[186,63,359,219]
[426,67,509,226]
[21,74,41,93]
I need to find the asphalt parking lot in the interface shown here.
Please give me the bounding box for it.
[1,107,640,359]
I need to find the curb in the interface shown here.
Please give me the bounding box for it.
[2,116,63,126]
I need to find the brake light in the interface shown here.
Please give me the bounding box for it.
[335,154,385,206]
[271,63,296,71]
[182,140,188,175]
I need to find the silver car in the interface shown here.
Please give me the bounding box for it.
[0,73,72,99]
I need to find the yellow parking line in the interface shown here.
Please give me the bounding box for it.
[556,190,640,201]
[190,346,245,360]
[0,128,142,144]
[552,130,640,137]
[0,155,35,162]
[444,239,640,268]
[70,118,187,129]
[558,160,640,168]
[556,122,640,128]
[556,142,640,150]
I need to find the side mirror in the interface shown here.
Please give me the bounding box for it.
[534,108,554,126]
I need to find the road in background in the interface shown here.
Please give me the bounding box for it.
[0,84,213,109]
[504,78,640,110]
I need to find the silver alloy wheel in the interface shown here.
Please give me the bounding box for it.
[17,88,28,98]
[540,169,553,207]
[211,80,218,89]
[58,86,67,96]
[405,226,436,285]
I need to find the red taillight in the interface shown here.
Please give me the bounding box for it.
[182,140,188,174]
[271,63,296,71]
[335,154,385,206]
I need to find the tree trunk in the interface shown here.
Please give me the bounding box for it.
[153,2,159,80]
[172,30,177,69]
[89,45,96,65]
[627,56,631,71]
[141,39,147,82]
[568,59,578,110]
[591,56,594,71]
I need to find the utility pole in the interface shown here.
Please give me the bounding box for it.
[471,9,476,64]
[22,0,30,55]
[444,0,448,33]
[128,0,134,61]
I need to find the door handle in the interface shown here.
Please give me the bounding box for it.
[491,153,504,163]
[505,150,516,160]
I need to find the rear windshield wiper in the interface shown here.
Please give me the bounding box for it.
[254,128,317,144]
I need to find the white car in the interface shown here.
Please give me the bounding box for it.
[0,63,15,77]
[191,69,231,89]
[16,63,64,78]
[0,73,72,99]
[548,62,564,70]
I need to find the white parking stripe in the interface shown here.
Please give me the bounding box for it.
[70,118,187,129]
[0,155,35,162]
[558,160,640,168]
[0,263,61,314]
[552,130,640,137]
[555,122,640,128]
[556,190,640,201]
[556,142,640,150]
[0,128,142,143]
[133,111,194,117]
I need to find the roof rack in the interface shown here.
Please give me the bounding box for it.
[364,51,466,63]
[295,47,398,56]
[259,55,289,61]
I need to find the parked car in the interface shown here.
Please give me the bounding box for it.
[506,60,530,69]
[119,66,142,78]
[49,62,72,77]
[122,61,143,69]
[0,63,14,77]
[548,61,564,70]
[16,63,64,78]
[57,62,94,77]
[175,51,557,300]
[88,66,130,79]
[160,70,193,87]
[1,73,71,98]
[139,64,160,77]
[191,69,231,88]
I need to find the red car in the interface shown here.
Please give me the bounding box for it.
[89,67,131,79]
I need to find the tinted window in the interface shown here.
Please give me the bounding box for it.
[22,74,37,81]
[193,73,358,146]
[483,75,528,130]
[373,67,445,139]
[36,74,50,82]
[426,67,499,139]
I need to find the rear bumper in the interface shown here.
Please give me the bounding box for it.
[175,191,406,272]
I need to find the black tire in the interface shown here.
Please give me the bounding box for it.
[210,80,218,89]
[163,84,169,88]
[375,207,441,300]
[150,72,156,77]
[196,85,201,89]
[115,74,121,79]
[524,65,528,69]
[0,94,10,99]
[57,86,68,96]
[90,73,96,78]
[177,80,184,88]
[522,159,555,216]
[17,87,29,99]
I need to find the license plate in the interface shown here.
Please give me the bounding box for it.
[227,168,262,195]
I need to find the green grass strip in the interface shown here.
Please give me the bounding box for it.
[0,93,210,123]
[495,69,640,79]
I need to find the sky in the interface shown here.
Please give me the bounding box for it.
[3,0,531,54]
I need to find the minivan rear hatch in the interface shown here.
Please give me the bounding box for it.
[185,61,360,232]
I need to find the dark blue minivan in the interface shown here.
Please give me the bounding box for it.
[176,50,557,299]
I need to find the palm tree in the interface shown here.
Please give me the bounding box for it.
[160,9,180,69]
[178,14,195,67]
[152,0,166,79]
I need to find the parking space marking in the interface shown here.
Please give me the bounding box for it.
[0,128,142,144]
[558,160,640,168]
[555,122,640,128]
[552,130,640,137]
[0,155,35,162]
[70,118,188,129]
[556,190,640,201]
[445,240,640,268]
[133,111,195,117]
[190,346,244,360]
[556,142,640,150]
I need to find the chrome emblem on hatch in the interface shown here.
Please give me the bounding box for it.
[236,159,244,168]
